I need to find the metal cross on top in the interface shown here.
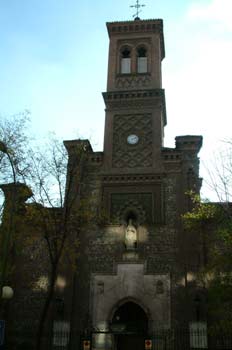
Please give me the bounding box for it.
[130,0,146,19]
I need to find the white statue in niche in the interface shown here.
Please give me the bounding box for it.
[125,219,137,250]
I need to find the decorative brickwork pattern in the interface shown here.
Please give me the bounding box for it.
[102,184,163,224]
[102,174,163,183]
[146,256,175,273]
[110,193,153,223]
[112,114,152,168]
[116,74,152,89]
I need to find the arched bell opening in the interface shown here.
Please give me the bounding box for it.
[120,47,132,74]
[137,46,148,73]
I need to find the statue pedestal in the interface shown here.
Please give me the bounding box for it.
[123,250,139,261]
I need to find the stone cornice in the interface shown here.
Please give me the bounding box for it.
[106,19,165,59]
[86,152,103,165]
[162,148,182,161]
[101,173,165,184]
[175,135,203,154]
[102,89,167,125]
[63,139,93,155]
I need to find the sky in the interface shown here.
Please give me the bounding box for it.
[0,0,232,199]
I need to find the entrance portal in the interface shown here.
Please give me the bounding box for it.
[112,302,148,350]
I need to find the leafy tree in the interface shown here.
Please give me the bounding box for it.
[17,137,92,350]
[206,211,232,331]
[0,114,93,349]
[202,141,232,329]
[182,192,232,330]
[0,110,31,184]
[0,111,31,312]
[204,141,232,203]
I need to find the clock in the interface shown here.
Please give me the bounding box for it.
[127,134,139,145]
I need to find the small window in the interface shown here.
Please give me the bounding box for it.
[121,48,131,74]
[137,47,148,73]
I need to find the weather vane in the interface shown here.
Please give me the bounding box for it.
[130,0,146,20]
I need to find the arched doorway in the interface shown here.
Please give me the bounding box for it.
[111,301,148,350]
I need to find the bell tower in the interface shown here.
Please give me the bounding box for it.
[103,19,166,171]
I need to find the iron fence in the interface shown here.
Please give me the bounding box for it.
[3,329,232,350]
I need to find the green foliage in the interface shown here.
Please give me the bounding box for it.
[0,111,31,183]
[0,114,94,346]
[182,191,232,328]
[182,191,219,229]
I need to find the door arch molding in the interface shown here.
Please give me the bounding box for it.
[108,296,152,326]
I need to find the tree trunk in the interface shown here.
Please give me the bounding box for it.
[36,267,57,350]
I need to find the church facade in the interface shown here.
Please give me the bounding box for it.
[63,17,204,349]
[1,16,209,350]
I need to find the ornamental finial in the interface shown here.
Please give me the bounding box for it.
[130,0,146,20]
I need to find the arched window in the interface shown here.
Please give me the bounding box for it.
[137,47,148,73]
[121,48,131,74]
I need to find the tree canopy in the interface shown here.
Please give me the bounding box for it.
[182,193,232,330]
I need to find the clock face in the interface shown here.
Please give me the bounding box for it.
[127,134,139,145]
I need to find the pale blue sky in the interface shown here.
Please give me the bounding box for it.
[0,0,232,199]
